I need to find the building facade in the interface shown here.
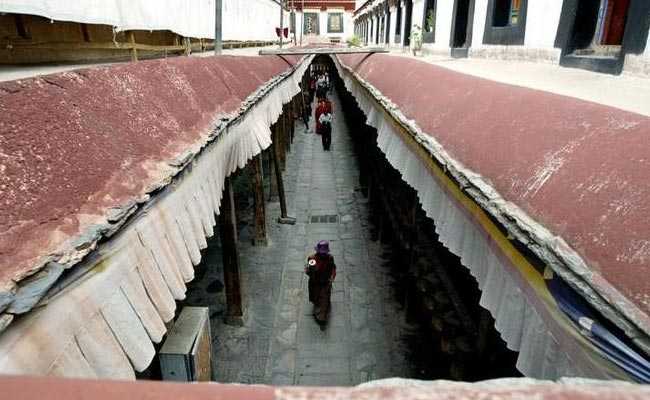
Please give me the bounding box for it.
[353,0,650,75]
[287,1,355,44]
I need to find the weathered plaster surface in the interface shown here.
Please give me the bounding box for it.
[0,54,301,314]
[336,53,650,352]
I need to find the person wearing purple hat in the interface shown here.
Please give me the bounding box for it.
[305,240,337,328]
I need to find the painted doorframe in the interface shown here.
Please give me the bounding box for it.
[554,0,650,74]
[482,0,528,45]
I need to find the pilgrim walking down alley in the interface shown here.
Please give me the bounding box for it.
[306,240,337,329]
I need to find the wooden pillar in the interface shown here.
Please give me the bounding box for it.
[268,147,278,200]
[80,23,91,42]
[273,126,296,225]
[284,105,291,153]
[128,31,138,62]
[251,154,267,246]
[289,99,296,144]
[184,37,191,56]
[476,308,493,362]
[276,116,286,171]
[219,177,244,325]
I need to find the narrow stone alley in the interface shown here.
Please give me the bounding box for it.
[183,90,419,386]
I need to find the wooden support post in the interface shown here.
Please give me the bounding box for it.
[184,37,191,56]
[476,308,493,362]
[268,148,278,200]
[219,177,244,325]
[251,154,267,246]
[273,126,296,225]
[283,105,291,154]
[80,24,91,42]
[128,31,138,62]
[277,116,287,171]
[290,99,296,144]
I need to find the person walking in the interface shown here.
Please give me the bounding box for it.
[314,97,326,135]
[319,110,332,151]
[305,240,337,329]
[316,74,327,99]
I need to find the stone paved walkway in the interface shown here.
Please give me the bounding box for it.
[183,90,418,386]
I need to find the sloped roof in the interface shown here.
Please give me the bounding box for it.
[0,55,299,301]
[2,375,650,399]
[336,53,650,340]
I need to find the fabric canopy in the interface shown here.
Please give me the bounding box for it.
[0,0,283,41]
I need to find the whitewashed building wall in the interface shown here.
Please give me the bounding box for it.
[470,0,563,63]
[294,9,354,43]
[224,0,287,41]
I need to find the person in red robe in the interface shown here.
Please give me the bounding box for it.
[314,98,333,135]
[305,240,337,329]
[314,98,326,135]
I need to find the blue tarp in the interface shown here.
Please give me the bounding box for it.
[546,277,650,383]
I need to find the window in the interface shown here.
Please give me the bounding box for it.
[423,0,436,43]
[493,0,521,27]
[328,13,344,33]
[304,12,320,35]
[290,12,296,33]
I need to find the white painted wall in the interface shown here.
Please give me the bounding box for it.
[412,0,425,33]
[432,0,454,50]
[389,5,398,45]
[470,0,562,63]
[472,0,563,50]
[623,26,650,76]
[524,0,563,48]
[319,11,329,37]
[224,0,285,41]
[471,0,489,48]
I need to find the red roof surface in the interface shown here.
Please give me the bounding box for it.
[337,54,650,332]
[2,375,650,400]
[0,54,299,293]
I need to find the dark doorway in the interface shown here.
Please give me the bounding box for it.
[403,0,413,47]
[450,0,474,58]
[376,15,380,43]
[395,2,402,44]
[386,7,391,44]
[452,0,471,48]
[423,0,437,43]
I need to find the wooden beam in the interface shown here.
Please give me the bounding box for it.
[219,177,244,325]
[4,40,186,52]
[259,47,389,56]
[251,154,267,246]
